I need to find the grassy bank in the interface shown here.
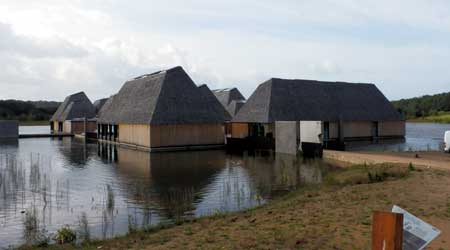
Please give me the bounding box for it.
[18,121,49,126]
[409,112,450,124]
[19,163,450,250]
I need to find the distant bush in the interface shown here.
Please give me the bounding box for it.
[392,92,450,119]
[0,99,59,121]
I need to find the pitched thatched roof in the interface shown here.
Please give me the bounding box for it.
[212,88,246,116]
[97,95,115,118]
[50,92,96,121]
[198,85,232,121]
[233,78,403,123]
[98,66,228,125]
[93,98,108,113]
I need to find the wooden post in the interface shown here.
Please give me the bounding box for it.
[372,211,403,250]
[83,117,87,137]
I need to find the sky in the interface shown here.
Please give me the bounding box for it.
[0,0,449,102]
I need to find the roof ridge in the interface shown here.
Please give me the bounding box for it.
[270,78,374,86]
[147,71,167,124]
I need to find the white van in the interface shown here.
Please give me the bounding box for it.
[445,131,450,153]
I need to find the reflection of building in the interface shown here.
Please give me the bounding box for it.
[101,144,226,218]
[241,152,326,198]
[97,67,229,151]
[58,137,95,165]
[50,92,97,135]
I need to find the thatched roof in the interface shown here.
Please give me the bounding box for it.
[233,78,403,123]
[98,66,228,125]
[212,88,246,116]
[93,98,108,113]
[198,85,232,121]
[50,92,96,121]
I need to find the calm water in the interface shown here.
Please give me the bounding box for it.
[0,137,334,248]
[347,122,450,152]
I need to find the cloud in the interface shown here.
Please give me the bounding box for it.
[0,0,449,102]
[0,22,88,58]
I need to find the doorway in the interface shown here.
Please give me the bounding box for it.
[371,122,379,140]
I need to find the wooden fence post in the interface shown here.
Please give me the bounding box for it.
[372,211,403,250]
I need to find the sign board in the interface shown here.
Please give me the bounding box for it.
[392,205,441,250]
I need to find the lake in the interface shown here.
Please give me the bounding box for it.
[2,122,448,247]
[0,137,335,248]
[347,122,450,151]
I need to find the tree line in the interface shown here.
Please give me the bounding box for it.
[0,100,60,121]
[391,91,450,119]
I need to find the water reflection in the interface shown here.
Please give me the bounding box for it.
[0,138,335,247]
[58,137,95,166]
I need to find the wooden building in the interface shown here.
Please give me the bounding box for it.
[97,66,229,151]
[211,88,246,137]
[212,88,246,118]
[230,78,405,150]
[93,98,109,113]
[50,92,97,135]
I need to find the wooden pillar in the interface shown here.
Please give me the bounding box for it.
[108,124,112,141]
[104,124,107,140]
[97,124,101,139]
[372,211,403,250]
[338,119,344,143]
[83,117,87,136]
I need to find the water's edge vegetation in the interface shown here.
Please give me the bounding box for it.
[408,112,450,124]
[18,163,439,250]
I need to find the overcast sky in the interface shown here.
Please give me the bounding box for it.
[0,0,449,102]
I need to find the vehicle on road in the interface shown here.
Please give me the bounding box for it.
[445,131,450,153]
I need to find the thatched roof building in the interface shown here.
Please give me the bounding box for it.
[233,78,403,123]
[98,66,228,125]
[50,92,96,122]
[97,66,228,150]
[212,88,246,117]
[198,85,232,121]
[229,78,405,150]
[93,98,109,113]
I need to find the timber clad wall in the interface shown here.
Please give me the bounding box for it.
[329,122,339,139]
[71,121,97,135]
[119,124,151,148]
[117,123,224,148]
[343,121,372,138]
[63,121,72,134]
[150,124,224,148]
[379,121,405,137]
[0,121,18,139]
[231,123,248,138]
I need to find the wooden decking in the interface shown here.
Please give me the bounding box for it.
[19,133,74,139]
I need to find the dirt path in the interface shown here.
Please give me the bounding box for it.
[324,150,450,170]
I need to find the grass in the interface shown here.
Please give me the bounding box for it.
[409,112,450,124]
[18,121,50,126]
[18,163,450,250]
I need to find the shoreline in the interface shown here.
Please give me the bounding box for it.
[18,157,450,250]
[324,150,450,170]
